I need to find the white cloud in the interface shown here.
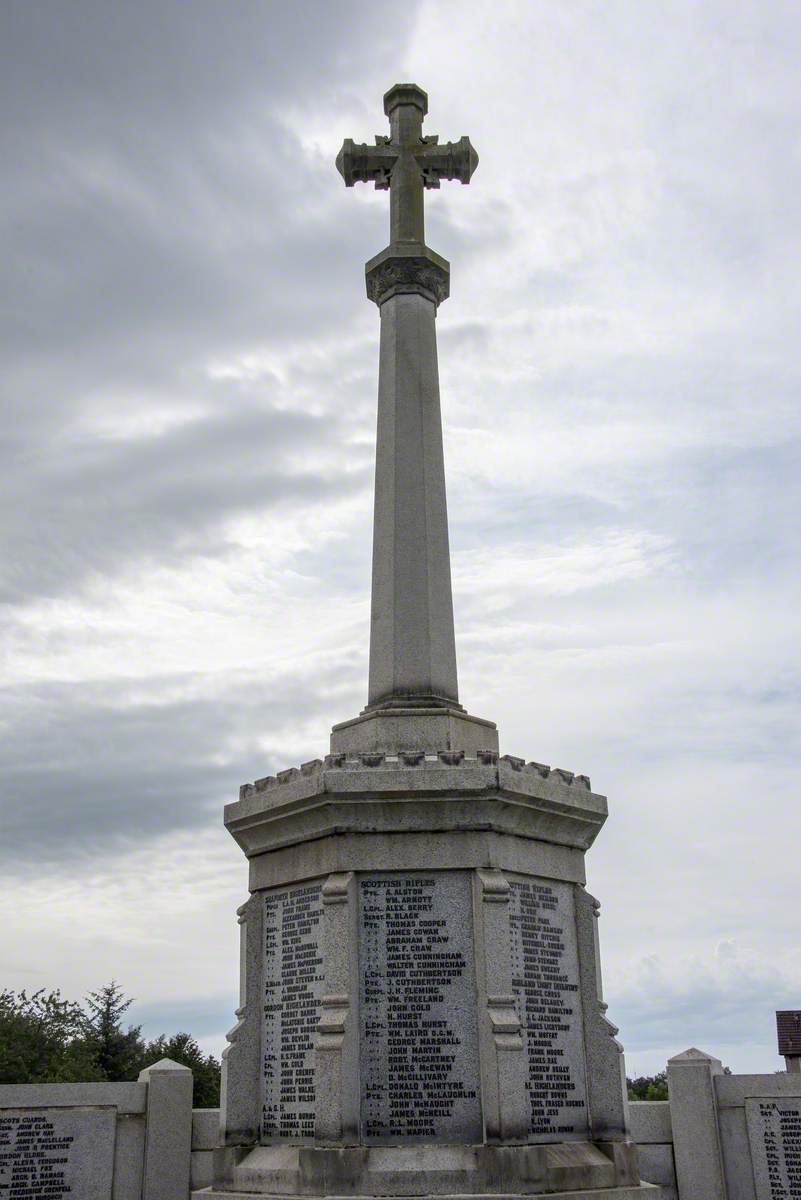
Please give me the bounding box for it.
[1,0,799,1076]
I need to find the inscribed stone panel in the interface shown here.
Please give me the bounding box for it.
[507,875,589,1140]
[747,1097,801,1199]
[0,1107,115,1200]
[261,881,324,1140]
[359,871,482,1142]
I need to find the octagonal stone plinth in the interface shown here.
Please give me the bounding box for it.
[211,751,641,1197]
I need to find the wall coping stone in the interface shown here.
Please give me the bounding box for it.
[0,1080,147,1114]
[626,1101,673,1144]
[192,1108,221,1150]
[714,1071,801,1107]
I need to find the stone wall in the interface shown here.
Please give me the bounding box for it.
[0,1059,192,1200]
[9,1055,794,1199]
[191,1108,219,1192]
[667,1051,801,1200]
[630,1054,801,1200]
[627,1101,677,1199]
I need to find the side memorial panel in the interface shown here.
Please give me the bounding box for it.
[507,875,589,1140]
[261,881,325,1140]
[746,1096,801,1199]
[0,1107,116,1200]
[359,870,482,1143]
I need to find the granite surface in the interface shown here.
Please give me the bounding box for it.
[359,870,481,1142]
[508,875,588,1140]
[261,882,325,1140]
[0,1106,115,1200]
[746,1096,801,1199]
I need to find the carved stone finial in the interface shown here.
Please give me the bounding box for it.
[365,246,450,308]
[383,82,428,117]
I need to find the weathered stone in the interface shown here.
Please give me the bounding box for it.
[746,1096,801,1198]
[138,1058,193,1200]
[331,82,496,750]
[365,243,450,307]
[666,1048,726,1200]
[367,287,458,706]
[314,872,359,1145]
[0,1068,193,1200]
[0,1106,115,1200]
[198,1186,655,1200]
[336,83,477,249]
[474,869,528,1143]
[626,1101,672,1145]
[227,752,609,863]
[330,703,499,756]
[220,895,263,1147]
[575,889,631,1144]
[358,871,481,1143]
[508,875,589,1141]
[247,829,588,894]
[213,81,646,1200]
[260,883,325,1140]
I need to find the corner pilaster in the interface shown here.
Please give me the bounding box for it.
[575,887,631,1141]
[220,894,263,1147]
[475,869,528,1142]
[315,872,359,1144]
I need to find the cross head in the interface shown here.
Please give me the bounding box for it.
[336,83,478,247]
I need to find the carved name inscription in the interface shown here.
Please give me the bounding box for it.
[359,871,482,1142]
[747,1097,801,1199]
[261,882,324,1140]
[508,876,588,1139]
[0,1108,115,1200]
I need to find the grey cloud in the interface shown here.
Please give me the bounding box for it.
[0,0,412,609]
[1,1,406,136]
[133,999,237,1044]
[0,399,372,601]
[2,0,800,1075]
[445,336,801,590]
[0,667,362,870]
[0,0,410,374]
[610,971,799,1065]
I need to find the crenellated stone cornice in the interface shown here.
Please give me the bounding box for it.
[226,751,606,864]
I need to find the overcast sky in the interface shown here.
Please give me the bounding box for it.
[1,0,800,1077]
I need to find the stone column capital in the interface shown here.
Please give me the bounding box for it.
[365,243,450,307]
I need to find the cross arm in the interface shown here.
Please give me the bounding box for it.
[336,138,398,190]
[415,136,479,189]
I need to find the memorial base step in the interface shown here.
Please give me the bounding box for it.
[192,1186,663,1200]
[198,1140,646,1198]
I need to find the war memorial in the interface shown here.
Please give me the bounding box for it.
[1,84,799,1200]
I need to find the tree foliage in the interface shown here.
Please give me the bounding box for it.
[143,1031,221,1107]
[0,982,221,1107]
[0,989,102,1084]
[83,981,146,1081]
[627,1071,669,1101]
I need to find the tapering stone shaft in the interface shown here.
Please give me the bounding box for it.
[368,291,458,706]
[333,84,496,752]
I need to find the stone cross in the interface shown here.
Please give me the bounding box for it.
[216,85,638,1198]
[336,83,478,247]
[331,85,497,756]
